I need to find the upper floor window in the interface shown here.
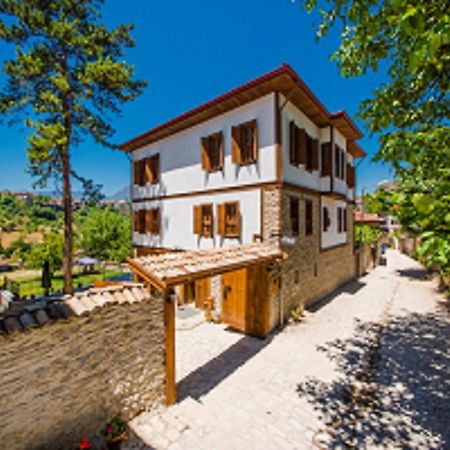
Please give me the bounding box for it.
[289,121,318,172]
[347,163,355,188]
[321,143,332,177]
[305,199,313,236]
[201,132,224,172]
[334,145,346,180]
[323,207,331,232]
[289,196,300,237]
[193,204,214,238]
[134,154,160,186]
[217,201,241,238]
[134,210,145,233]
[232,120,258,165]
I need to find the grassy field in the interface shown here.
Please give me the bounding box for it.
[1,269,128,298]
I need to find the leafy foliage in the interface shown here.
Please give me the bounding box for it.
[355,224,382,246]
[297,0,450,277]
[26,231,63,274]
[78,206,131,263]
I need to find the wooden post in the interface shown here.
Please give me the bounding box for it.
[164,287,176,405]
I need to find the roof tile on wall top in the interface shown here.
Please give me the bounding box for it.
[0,283,151,335]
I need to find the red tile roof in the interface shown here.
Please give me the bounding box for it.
[119,64,364,156]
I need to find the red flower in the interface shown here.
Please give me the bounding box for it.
[79,438,91,449]
[107,425,113,434]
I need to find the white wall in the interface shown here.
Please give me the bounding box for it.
[321,197,348,249]
[132,94,276,200]
[133,189,261,251]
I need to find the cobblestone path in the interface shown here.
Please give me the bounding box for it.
[125,250,450,449]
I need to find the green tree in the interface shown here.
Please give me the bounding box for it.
[297,0,450,278]
[78,207,131,263]
[26,231,63,272]
[0,0,146,294]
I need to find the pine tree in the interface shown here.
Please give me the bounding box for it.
[0,0,146,293]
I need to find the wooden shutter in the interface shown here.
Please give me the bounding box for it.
[231,126,241,164]
[217,203,225,236]
[193,205,202,235]
[321,143,332,176]
[133,210,140,232]
[335,145,341,178]
[337,208,342,233]
[343,208,348,232]
[235,201,241,238]
[347,163,355,188]
[133,161,140,186]
[153,154,160,183]
[312,139,319,171]
[201,137,210,171]
[218,133,224,170]
[153,207,161,235]
[251,120,258,163]
[299,128,307,165]
[145,209,153,233]
[305,199,313,235]
[341,152,346,182]
[289,121,298,165]
[144,157,152,184]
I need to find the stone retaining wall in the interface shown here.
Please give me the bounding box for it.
[0,289,165,450]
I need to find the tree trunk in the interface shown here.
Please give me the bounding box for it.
[61,148,73,295]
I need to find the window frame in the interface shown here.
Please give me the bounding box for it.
[224,201,240,238]
[305,199,313,236]
[232,120,258,166]
[194,203,214,238]
[201,132,224,172]
[289,196,300,237]
[323,206,331,232]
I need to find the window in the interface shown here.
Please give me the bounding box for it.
[323,207,331,232]
[217,201,241,238]
[146,154,160,184]
[193,204,214,237]
[133,154,160,186]
[289,196,300,237]
[289,121,318,172]
[340,151,346,181]
[321,143,332,176]
[337,207,343,233]
[232,120,258,165]
[134,210,146,233]
[146,207,161,235]
[201,132,223,172]
[343,207,347,232]
[305,199,313,236]
[335,145,341,178]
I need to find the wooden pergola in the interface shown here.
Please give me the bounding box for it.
[127,243,283,405]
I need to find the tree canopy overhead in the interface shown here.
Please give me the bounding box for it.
[297,0,450,278]
[0,0,146,293]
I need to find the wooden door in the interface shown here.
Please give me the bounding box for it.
[246,263,270,338]
[195,278,211,309]
[221,268,247,332]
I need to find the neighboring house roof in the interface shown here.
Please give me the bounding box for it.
[0,283,150,335]
[128,243,283,290]
[354,211,383,223]
[119,64,365,157]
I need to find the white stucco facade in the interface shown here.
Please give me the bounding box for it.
[133,189,260,251]
[321,197,348,249]
[132,94,276,200]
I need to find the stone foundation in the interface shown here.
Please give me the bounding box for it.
[263,185,356,330]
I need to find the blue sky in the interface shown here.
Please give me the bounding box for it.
[0,0,393,196]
